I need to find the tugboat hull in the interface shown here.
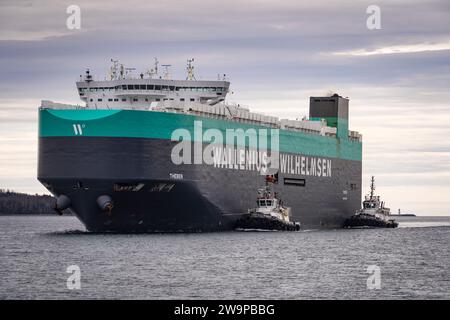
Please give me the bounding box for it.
[235,213,301,231]
[344,214,398,228]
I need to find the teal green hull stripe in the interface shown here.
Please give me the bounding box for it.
[39,109,362,161]
[48,109,121,120]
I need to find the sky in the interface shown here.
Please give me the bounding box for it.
[0,0,449,215]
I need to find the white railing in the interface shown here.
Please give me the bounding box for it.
[40,100,83,109]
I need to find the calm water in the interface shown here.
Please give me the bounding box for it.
[0,215,449,299]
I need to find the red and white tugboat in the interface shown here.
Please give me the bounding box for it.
[344,176,398,228]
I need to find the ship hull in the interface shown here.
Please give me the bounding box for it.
[38,134,362,232]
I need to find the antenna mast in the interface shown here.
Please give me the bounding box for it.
[370,176,375,200]
[186,58,196,80]
[119,64,125,79]
[154,57,159,76]
[84,69,93,83]
[110,59,119,80]
[145,57,160,79]
[161,64,171,80]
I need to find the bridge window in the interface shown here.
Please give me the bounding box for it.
[190,98,195,102]
[127,85,133,90]
[155,85,161,90]
[140,85,146,90]
[114,99,118,102]
[134,85,140,90]
[147,84,154,90]
[121,98,126,101]
[133,98,138,102]
[97,98,102,102]
[180,98,185,101]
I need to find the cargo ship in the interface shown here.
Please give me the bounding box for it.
[37,59,363,232]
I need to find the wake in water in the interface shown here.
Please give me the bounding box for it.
[45,229,99,236]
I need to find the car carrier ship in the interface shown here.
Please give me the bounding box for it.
[38,59,363,232]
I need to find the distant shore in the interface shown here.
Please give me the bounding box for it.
[0,189,62,215]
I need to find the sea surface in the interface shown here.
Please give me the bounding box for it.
[0,215,449,299]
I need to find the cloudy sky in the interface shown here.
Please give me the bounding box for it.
[1,0,449,215]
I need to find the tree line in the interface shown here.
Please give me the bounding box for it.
[0,189,57,215]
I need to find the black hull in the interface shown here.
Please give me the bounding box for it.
[344,215,398,228]
[38,137,362,232]
[235,214,300,231]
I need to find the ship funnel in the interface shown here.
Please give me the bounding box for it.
[309,95,349,139]
[97,195,113,213]
[54,194,71,215]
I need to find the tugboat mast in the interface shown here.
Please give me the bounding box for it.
[370,176,375,200]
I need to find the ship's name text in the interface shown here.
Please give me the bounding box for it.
[210,147,331,177]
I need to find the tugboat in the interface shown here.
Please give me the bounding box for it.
[344,176,398,228]
[235,181,301,231]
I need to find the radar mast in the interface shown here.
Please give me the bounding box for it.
[186,58,196,80]
[146,57,159,79]
[370,176,375,200]
[110,59,119,80]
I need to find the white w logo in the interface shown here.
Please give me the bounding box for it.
[73,124,83,135]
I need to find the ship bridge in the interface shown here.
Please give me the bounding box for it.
[76,59,230,109]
